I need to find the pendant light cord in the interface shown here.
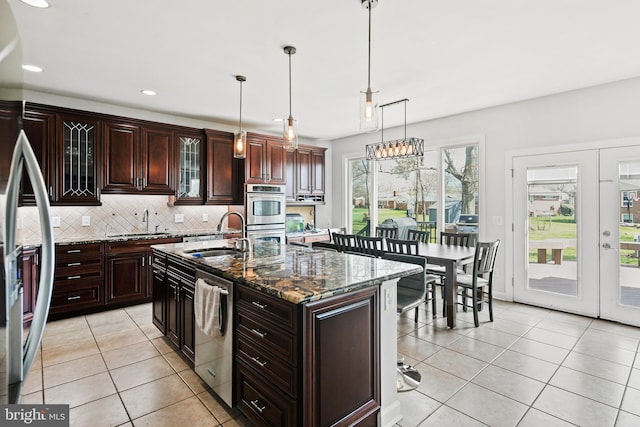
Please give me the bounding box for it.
[288,51,293,118]
[239,80,243,131]
[367,2,372,91]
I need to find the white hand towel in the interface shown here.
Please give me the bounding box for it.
[195,278,221,337]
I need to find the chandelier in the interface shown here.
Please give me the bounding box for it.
[365,99,424,160]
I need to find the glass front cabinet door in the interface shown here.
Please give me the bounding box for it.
[55,114,101,205]
[175,131,204,205]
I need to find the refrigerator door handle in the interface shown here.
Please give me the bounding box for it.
[4,129,55,402]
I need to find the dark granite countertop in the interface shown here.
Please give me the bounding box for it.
[151,240,422,304]
[14,229,241,248]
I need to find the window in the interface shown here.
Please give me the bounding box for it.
[347,141,480,241]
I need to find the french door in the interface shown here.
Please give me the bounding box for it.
[513,151,599,317]
[599,146,640,326]
[513,147,640,326]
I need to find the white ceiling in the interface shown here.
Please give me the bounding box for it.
[8,0,640,141]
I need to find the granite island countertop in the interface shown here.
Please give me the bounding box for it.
[151,239,422,304]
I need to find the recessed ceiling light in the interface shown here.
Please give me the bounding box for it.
[22,64,43,73]
[19,0,50,8]
[141,90,157,96]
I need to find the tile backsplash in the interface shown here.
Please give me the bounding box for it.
[0,194,235,244]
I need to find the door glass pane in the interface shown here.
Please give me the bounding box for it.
[526,166,577,296]
[443,145,479,243]
[350,159,372,234]
[375,155,438,240]
[178,136,200,198]
[63,121,95,197]
[618,161,640,308]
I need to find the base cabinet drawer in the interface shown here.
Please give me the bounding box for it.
[50,282,103,313]
[236,336,297,398]
[237,361,297,427]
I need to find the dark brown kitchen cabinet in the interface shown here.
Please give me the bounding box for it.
[303,287,380,426]
[285,145,326,205]
[175,130,204,205]
[0,101,20,193]
[205,129,244,205]
[22,246,40,328]
[161,254,196,364]
[285,150,296,202]
[102,122,175,195]
[55,113,102,205]
[246,133,286,185]
[151,249,168,334]
[51,243,105,315]
[105,251,146,304]
[21,108,55,205]
[235,283,379,427]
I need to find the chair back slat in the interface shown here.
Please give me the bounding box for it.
[376,227,398,239]
[473,240,500,276]
[407,229,430,244]
[333,233,357,252]
[311,241,339,252]
[440,231,471,247]
[356,235,385,257]
[386,238,419,255]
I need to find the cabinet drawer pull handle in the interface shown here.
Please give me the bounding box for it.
[251,356,267,367]
[67,275,81,280]
[207,368,216,378]
[67,296,81,301]
[250,399,266,413]
[67,249,81,254]
[251,301,267,310]
[250,328,267,338]
[67,262,81,267]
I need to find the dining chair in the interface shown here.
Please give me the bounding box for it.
[356,235,385,257]
[376,227,398,239]
[382,252,438,321]
[427,231,472,316]
[455,240,500,327]
[440,231,471,247]
[311,241,339,252]
[386,238,418,255]
[328,227,347,243]
[407,228,430,244]
[332,233,357,252]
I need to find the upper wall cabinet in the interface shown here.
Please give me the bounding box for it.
[21,108,55,205]
[205,129,244,205]
[55,112,102,205]
[102,121,175,195]
[246,133,286,185]
[0,101,20,193]
[175,130,204,205]
[285,145,326,205]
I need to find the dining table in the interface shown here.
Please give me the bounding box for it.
[417,242,476,328]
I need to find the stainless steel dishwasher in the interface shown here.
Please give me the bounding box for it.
[194,269,234,407]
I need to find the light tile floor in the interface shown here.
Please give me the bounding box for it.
[21,299,640,427]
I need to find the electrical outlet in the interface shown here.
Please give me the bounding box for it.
[202,213,208,222]
[52,216,61,228]
[174,213,184,223]
[82,215,91,226]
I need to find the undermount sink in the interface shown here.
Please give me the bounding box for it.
[183,248,239,258]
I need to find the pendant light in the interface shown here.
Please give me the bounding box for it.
[233,75,246,159]
[283,46,298,151]
[365,99,424,160]
[360,0,379,132]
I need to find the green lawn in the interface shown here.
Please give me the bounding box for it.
[528,215,640,265]
[351,207,410,235]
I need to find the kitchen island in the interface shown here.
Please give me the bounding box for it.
[151,239,421,427]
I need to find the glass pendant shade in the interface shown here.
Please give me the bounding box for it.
[283,115,298,151]
[234,130,246,159]
[360,88,378,132]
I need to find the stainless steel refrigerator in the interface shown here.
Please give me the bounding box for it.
[2,128,55,403]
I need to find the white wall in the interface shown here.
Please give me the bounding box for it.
[328,76,640,298]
